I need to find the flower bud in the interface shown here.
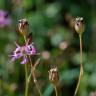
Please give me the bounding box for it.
[48,67,59,86]
[18,18,29,36]
[75,17,85,34]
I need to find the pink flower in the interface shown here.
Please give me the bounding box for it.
[10,42,36,64]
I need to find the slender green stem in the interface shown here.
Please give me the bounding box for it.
[74,34,83,96]
[79,34,83,71]
[54,86,58,96]
[23,35,27,42]
[28,69,32,83]
[79,34,83,76]
[23,35,29,96]
[25,64,28,96]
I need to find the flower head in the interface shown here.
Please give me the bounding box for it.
[10,42,36,64]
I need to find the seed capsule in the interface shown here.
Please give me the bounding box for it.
[48,67,59,86]
[18,18,29,35]
[75,17,85,34]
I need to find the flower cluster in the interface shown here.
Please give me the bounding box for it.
[11,42,36,64]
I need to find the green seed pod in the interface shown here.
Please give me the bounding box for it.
[75,17,85,34]
[48,67,59,86]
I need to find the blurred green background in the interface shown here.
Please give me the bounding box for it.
[0,0,96,96]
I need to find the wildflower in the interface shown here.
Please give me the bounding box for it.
[10,42,36,64]
[0,10,11,27]
[74,17,85,96]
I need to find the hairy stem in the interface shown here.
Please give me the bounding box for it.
[74,34,83,96]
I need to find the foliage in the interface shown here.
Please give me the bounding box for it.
[0,0,96,96]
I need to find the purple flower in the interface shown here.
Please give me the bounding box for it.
[0,10,11,27]
[21,55,28,64]
[25,43,36,55]
[10,42,36,64]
